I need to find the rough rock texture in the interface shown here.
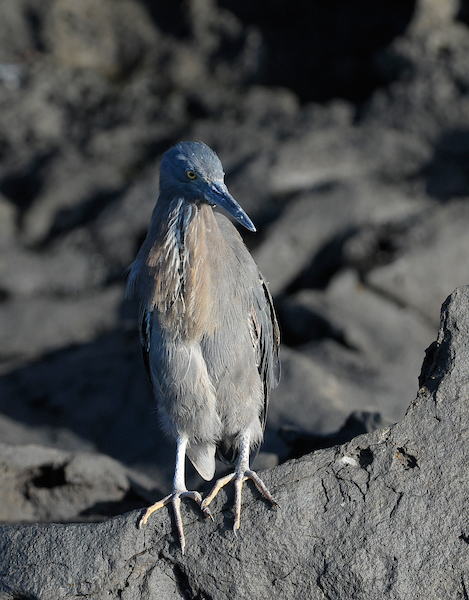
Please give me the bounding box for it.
[1,0,469,596]
[2,286,469,599]
[0,443,155,523]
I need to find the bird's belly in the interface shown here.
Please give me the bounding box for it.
[151,339,222,444]
[150,327,263,445]
[201,328,264,442]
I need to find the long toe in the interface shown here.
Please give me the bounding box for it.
[139,493,173,529]
[233,473,246,532]
[202,473,236,512]
[233,470,277,532]
[203,469,277,533]
[245,469,279,507]
[139,490,210,554]
[171,494,186,553]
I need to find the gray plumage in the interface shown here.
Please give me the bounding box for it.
[127,141,280,552]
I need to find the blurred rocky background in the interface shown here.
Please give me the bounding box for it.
[0,0,469,524]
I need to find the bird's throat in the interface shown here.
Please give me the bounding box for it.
[147,199,220,338]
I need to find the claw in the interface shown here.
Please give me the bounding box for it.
[139,493,172,529]
[202,468,277,533]
[139,489,208,554]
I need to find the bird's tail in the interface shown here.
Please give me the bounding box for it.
[216,434,262,466]
[216,437,238,465]
[187,442,216,481]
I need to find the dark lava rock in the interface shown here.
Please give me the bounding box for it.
[1,286,469,598]
[0,443,154,523]
[280,409,393,459]
[366,200,469,326]
[277,270,435,424]
[1,1,469,596]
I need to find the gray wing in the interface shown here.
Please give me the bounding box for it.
[138,306,153,384]
[250,273,281,433]
[125,264,153,386]
[215,212,280,441]
[127,261,163,398]
[217,272,280,466]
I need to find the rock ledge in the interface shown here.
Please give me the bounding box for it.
[2,286,469,599]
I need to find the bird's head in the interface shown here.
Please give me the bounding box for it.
[160,141,256,232]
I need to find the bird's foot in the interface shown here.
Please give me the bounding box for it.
[139,490,212,554]
[202,469,278,532]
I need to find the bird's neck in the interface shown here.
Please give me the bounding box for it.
[146,198,222,338]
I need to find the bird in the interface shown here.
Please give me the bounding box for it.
[127,141,280,553]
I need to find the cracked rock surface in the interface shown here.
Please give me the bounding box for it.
[1,1,469,597]
[1,0,469,487]
[2,286,469,599]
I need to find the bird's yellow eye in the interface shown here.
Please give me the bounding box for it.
[186,170,197,180]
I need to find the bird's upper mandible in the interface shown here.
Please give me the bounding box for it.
[159,141,256,232]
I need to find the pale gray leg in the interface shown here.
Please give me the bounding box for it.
[202,433,278,532]
[139,435,211,554]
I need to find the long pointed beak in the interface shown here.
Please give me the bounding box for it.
[204,181,256,232]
